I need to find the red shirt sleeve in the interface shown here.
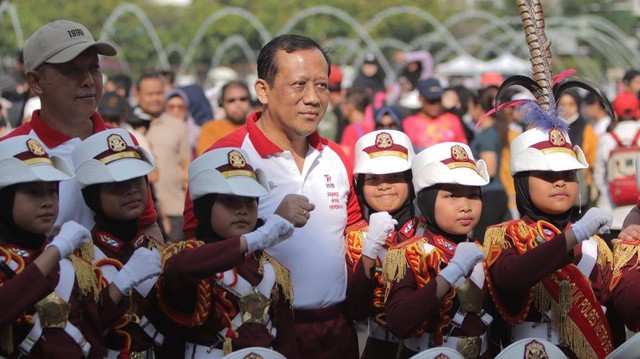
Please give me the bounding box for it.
[326,140,364,228]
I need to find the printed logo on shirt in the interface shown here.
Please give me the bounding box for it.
[268,181,278,190]
[324,174,335,188]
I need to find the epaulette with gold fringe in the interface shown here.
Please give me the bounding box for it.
[71,243,101,302]
[382,237,441,289]
[593,235,613,270]
[483,220,540,267]
[610,239,640,291]
[259,252,294,305]
[157,239,214,327]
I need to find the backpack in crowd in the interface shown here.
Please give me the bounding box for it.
[607,129,640,206]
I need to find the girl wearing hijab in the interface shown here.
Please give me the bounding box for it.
[382,142,491,358]
[345,130,418,358]
[157,147,298,358]
[482,1,617,357]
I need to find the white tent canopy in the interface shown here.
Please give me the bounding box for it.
[485,53,531,75]
[435,55,489,76]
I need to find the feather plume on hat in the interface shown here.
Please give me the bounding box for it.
[489,0,614,131]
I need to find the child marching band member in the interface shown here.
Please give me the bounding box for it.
[609,238,640,334]
[157,147,298,358]
[482,1,617,358]
[0,135,148,358]
[345,130,418,358]
[72,128,164,359]
[383,142,491,358]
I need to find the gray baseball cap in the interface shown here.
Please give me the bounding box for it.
[24,20,116,72]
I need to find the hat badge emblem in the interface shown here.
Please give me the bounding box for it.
[228,150,246,168]
[107,134,127,152]
[549,129,566,147]
[451,145,469,161]
[26,139,46,157]
[375,132,393,149]
[523,339,549,359]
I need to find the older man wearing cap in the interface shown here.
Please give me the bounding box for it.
[402,77,468,152]
[2,20,162,241]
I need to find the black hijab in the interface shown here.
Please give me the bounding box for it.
[417,185,469,244]
[0,184,48,250]
[514,172,573,229]
[356,170,415,230]
[82,184,139,242]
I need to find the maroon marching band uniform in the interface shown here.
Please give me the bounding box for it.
[383,229,493,359]
[346,217,422,358]
[91,230,165,358]
[609,239,640,333]
[483,216,615,359]
[0,238,125,358]
[157,237,298,358]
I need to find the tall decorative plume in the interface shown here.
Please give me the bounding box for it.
[492,0,614,132]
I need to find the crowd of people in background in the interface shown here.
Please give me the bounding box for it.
[4,14,640,359]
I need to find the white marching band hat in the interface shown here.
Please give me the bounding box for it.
[412,142,489,194]
[353,130,415,175]
[188,147,268,201]
[495,338,567,359]
[510,127,588,175]
[0,135,74,189]
[72,128,154,188]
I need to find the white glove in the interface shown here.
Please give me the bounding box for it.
[113,248,162,294]
[362,212,397,259]
[571,207,613,243]
[244,215,294,253]
[46,221,91,258]
[439,242,484,286]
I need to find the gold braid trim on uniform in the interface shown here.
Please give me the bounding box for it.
[71,243,100,302]
[146,236,166,251]
[345,220,368,266]
[259,252,294,304]
[482,224,514,268]
[157,240,214,327]
[594,235,613,269]
[610,240,640,291]
[383,238,425,284]
[534,280,598,359]
[553,293,597,359]
[612,240,640,273]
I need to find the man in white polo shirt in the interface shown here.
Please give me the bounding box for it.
[183,34,366,358]
[2,20,161,239]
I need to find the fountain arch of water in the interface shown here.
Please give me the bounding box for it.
[363,5,467,58]
[210,34,257,70]
[0,2,24,49]
[279,5,396,84]
[180,7,271,74]
[100,2,170,70]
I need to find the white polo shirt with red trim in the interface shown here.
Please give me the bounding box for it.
[183,111,364,309]
[2,111,157,229]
